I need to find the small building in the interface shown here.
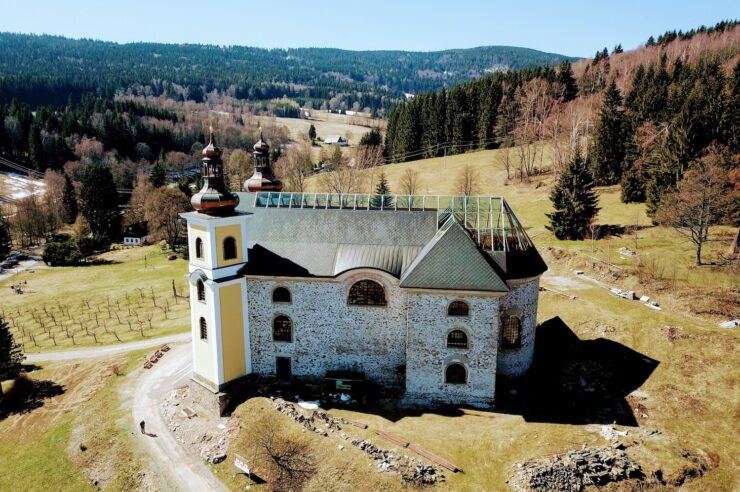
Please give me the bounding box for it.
[323,135,349,146]
[123,222,148,246]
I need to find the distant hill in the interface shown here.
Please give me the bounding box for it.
[0,32,576,110]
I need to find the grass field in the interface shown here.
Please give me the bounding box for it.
[0,246,190,353]
[0,349,152,491]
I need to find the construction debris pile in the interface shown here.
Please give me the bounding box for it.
[271,398,445,486]
[511,446,643,491]
[161,387,239,465]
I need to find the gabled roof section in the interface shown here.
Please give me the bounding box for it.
[400,217,509,292]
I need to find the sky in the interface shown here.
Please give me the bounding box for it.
[0,1,738,57]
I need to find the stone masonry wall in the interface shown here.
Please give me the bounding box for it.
[496,278,540,378]
[246,275,407,386]
[404,293,501,407]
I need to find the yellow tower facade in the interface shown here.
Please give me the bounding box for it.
[181,130,251,392]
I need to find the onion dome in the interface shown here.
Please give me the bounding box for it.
[191,128,240,215]
[244,131,283,192]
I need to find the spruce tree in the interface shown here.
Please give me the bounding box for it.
[0,218,11,257]
[28,122,43,171]
[61,174,78,225]
[547,148,600,240]
[150,153,168,188]
[370,171,393,209]
[79,165,121,245]
[557,60,578,102]
[591,79,627,185]
[308,124,317,143]
[0,316,24,396]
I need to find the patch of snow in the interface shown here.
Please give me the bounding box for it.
[297,400,320,410]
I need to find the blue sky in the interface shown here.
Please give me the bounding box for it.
[1,0,737,57]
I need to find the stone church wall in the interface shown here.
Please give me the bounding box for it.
[496,278,540,378]
[246,275,408,386]
[404,292,501,407]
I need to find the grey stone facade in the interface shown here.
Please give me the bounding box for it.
[245,270,541,407]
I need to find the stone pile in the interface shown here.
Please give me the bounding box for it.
[272,398,346,434]
[512,446,643,491]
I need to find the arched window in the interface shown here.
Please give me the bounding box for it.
[223,236,237,260]
[195,237,203,259]
[273,315,293,342]
[272,287,291,303]
[447,329,468,349]
[199,317,208,341]
[445,363,467,384]
[348,279,387,306]
[447,300,469,316]
[501,316,522,349]
[197,279,206,302]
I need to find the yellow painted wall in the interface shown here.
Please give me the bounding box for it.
[215,224,244,268]
[189,223,210,269]
[219,283,246,382]
[192,284,215,383]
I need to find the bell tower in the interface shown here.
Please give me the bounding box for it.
[181,129,251,392]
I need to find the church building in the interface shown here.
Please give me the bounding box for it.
[181,131,547,407]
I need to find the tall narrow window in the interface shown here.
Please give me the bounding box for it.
[348,279,386,306]
[447,329,468,348]
[447,300,469,316]
[445,363,467,384]
[199,317,208,341]
[223,236,237,260]
[197,279,206,302]
[501,316,522,349]
[273,315,293,342]
[195,237,203,259]
[272,287,291,303]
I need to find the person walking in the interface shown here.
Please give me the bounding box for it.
[139,420,146,434]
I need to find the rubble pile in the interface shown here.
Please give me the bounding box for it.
[271,398,444,486]
[512,446,643,491]
[161,386,239,465]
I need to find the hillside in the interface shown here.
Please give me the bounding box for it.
[0,32,576,110]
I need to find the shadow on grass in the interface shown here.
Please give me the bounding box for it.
[0,374,65,420]
[496,316,659,426]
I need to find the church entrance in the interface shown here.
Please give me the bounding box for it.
[275,357,292,379]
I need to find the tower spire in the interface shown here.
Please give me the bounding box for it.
[244,131,283,192]
[190,128,240,215]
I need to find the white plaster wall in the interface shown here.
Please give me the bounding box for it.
[496,278,540,378]
[246,275,407,386]
[404,293,500,407]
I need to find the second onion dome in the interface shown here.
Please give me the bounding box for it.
[244,132,283,192]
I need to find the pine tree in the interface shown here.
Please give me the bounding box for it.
[370,171,393,209]
[79,165,121,245]
[547,148,600,240]
[61,174,78,224]
[557,60,578,101]
[591,79,627,185]
[0,316,24,396]
[0,218,11,257]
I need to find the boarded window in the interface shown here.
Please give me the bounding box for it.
[501,316,522,349]
[197,280,206,302]
[447,329,468,348]
[273,315,292,342]
[348,279,387,306]
[223,236,237,260]
[445,363,467,384]
[195,237,203,259]
[447,300,469,316]
[199,317,207,341]
[272,287,291,303]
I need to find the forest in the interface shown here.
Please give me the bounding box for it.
[384,20,740,218]
[0,32,574,111]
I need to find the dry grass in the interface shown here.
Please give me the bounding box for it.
[0,245,190,352]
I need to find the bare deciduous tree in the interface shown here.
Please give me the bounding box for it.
[225,149,252,191]
[455,164,481,196]
[398,168,420,196]
[274,143,313,192]
[144,187,190,251]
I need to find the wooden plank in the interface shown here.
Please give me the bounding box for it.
[407,443,462,473]
[375,430,409,448]
[346,419,368,429]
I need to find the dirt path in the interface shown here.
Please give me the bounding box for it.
[131,343,227,492]
[25,332,190,363]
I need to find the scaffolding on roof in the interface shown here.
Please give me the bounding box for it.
[252,191,535,254]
